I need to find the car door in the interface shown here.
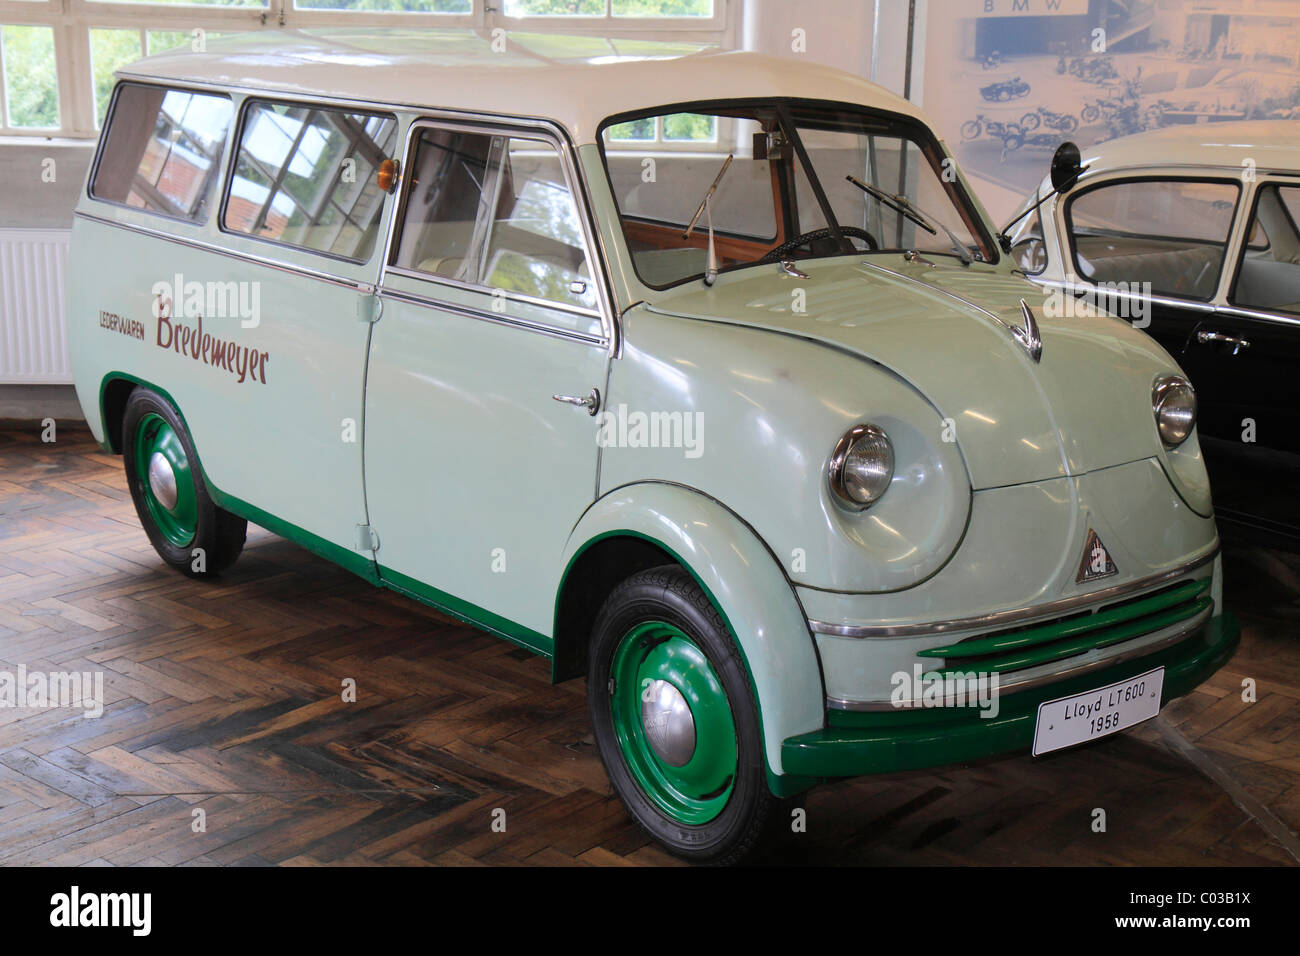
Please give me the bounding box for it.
[363,119,612,650]
[208,97,399,570]
[1184,176,1300,456]
[1183,176,1300,542]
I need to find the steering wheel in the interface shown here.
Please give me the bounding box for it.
[760,226,878,263]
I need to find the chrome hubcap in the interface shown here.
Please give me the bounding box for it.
[147,451,179,512]
[640,679,696,767]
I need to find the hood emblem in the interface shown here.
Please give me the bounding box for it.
[1014,299,1043,363]
[1076,529,1118,583]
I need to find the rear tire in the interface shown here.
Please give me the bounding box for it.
[122,387,246,577]
[587,565,781,865]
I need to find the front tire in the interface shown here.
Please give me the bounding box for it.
[587,565,780,865]
[122,387,246,577]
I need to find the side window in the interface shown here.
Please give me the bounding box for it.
[1232,183,1300,315]
[1066,179,1238,300]
[224,100,398,262]
[91,84,233,224]
[1007,207,1048,276]
[393,127,595,310]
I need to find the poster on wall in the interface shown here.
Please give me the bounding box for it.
[921,0,1300,222]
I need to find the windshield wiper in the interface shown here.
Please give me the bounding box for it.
[846,174,973,265]
[684,153,734,239]
[683,153,734,286]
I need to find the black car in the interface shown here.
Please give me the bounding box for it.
[1005,124,1300,548]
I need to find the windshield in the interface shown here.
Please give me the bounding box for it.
[599,100,996,288]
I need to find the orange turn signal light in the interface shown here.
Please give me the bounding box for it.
[377,158,400,194]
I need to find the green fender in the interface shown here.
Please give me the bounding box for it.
[561,481,826,785]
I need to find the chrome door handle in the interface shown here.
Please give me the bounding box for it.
[552,387,600,416]
[1196,330,1251,354]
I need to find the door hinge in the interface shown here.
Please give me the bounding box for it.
[357,291,383,324]
[356,524,380,552]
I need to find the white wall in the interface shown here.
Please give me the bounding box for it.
[740,0,924,99]
[0,140,92,228]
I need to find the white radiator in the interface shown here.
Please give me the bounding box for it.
[0,228,72,384]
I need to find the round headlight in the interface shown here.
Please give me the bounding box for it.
[828,423,894,509]
[1152,375,1196,447]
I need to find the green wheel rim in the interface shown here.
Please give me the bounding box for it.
[132,412,197,549]
[609,620,737,826]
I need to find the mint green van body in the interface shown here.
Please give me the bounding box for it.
[67,30,1238,862]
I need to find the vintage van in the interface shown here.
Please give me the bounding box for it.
[68,30,1238,864]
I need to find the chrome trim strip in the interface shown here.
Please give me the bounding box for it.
[385,265,602,321]
[808,546,1217,638]
[861,260,1010,329]
[1208,304,1300,329]
[827,604,1212,711]
[1041,280,1300,329]
[1042,279,1218,315]
[376,287,606,347]
[73,209,369,293]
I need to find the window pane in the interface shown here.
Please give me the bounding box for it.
[90,30,144,129]
[91,84,232,222]
[484,139,593,308]
[293,0,470,9]
[504,0,605,16]
[662,112,716,141]
[87,0,266,6]
[607,117,653,141]
[1232,184,1300,315]
[612,0,712,16]
[393,128,493,281]
[1007,208,1047,276]
[1,25,59,129]
[225,101,398,261]
[1068,179,1238,300]
[394,129,594,309]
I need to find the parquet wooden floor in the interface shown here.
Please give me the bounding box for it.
[1,422,1296,866]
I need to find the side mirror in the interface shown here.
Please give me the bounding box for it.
[1050,141,1083,193]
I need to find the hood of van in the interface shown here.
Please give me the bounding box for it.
[643,257,1179,490]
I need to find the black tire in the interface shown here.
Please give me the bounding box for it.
[122,387,246,577]
[587,564,783,865]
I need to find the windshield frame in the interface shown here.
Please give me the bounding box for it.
[596,96,1000,291]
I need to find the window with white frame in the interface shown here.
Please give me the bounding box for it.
[0,0,728,138]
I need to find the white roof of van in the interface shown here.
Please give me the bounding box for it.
[1081,120,1300,173]
[118,28,925,145]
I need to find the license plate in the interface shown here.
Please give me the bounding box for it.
[1032,667,1164,756]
